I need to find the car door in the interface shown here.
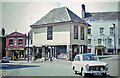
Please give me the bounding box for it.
[76,56,81,72]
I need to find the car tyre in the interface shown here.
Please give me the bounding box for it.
[102,73,107,77]
[74,70,77,74]
[81,68,86,77]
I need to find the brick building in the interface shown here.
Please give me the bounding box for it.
[6,31,26,60]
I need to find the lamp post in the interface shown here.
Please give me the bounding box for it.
[113,23,116,54]
[27,32,30,62]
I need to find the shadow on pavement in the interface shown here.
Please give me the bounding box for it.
[1,64,40,70]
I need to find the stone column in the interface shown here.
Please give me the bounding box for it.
[50,47,53,61]
[55,46,57,58]
[42,46,45,58]
[96,49,98,55]
[79,46,81,54]
[71,45,73,61]
[37,48,39,53]
[66,45,69,60]
[5,50,8,57]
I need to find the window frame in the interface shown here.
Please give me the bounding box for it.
[87,28,91,34]
[88,39,91,44]
[81,27,84,40]
[47,26,53,40]
[18,39,23,45]
[9,39,13,46]
[100,27,104,34]
[108,38,112,45]
[98,39,102,44]
[74,25,78,39]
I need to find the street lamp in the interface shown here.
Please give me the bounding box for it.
[27,32,30,62]
[113,23,116,54]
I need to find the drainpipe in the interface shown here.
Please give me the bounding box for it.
[113,23,116,54]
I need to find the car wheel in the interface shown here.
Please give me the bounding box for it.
[72,66,75,70]
[102,73,107,77]
[74,70,77,74]
[81,68,86,77]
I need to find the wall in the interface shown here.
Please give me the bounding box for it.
[70,24,87,45]
[33,24,71,46]
[87,20,119,53]
[6,32,26,48]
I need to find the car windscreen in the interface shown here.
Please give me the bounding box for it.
[82,54,99,61]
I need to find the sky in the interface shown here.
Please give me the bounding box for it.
[0,0,120,35]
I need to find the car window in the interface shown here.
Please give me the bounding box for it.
[83,54,98,61]
[77,56,80,61]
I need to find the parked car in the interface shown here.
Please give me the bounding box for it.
[2,57,9,63]
[72,54,108,77]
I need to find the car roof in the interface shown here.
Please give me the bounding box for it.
[76,53,96,56]
[3,57,9,58]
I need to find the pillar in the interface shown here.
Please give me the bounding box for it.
[50,47,52,61]
[71,45,73,61]
[79,46,81,54]
[24,49,26,60]
[42,46,46,61]
[55,46,57,58]
[66,45,69,60]
[5,50,7,57]
[37,48,39,53]
[96,49,98,55]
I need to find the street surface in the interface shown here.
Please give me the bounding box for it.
[0,55,119,77]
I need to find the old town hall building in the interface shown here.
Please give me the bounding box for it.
[30,7,90,60]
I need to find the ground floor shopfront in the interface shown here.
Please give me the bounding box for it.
[88,45,119,55]
[5,47,26,61]
[28,45,87,61]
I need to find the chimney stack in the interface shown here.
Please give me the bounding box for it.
[81,4,86,18]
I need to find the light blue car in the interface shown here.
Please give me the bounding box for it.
[2,57,9,63]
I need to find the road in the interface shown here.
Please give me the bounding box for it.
[0,55,119,77]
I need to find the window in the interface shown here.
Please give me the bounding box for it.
[18,39,23,45]
[9,39,13,45]
[47,26,53,40]
[77,56,80,61]
[110,27,114,34]
[108,39,112,45]
[88,39,91,44]
[81,27,84,40]
[87,28,91,34]
[98,39,102,44]
[100,28,104,34]
[118,38,120,44]
[74,25,78,39]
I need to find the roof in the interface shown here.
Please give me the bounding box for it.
[31,7,91,27]
[83,11,120,21]
[6,31,26,37]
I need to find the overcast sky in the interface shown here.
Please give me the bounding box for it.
[0,0,120,35]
